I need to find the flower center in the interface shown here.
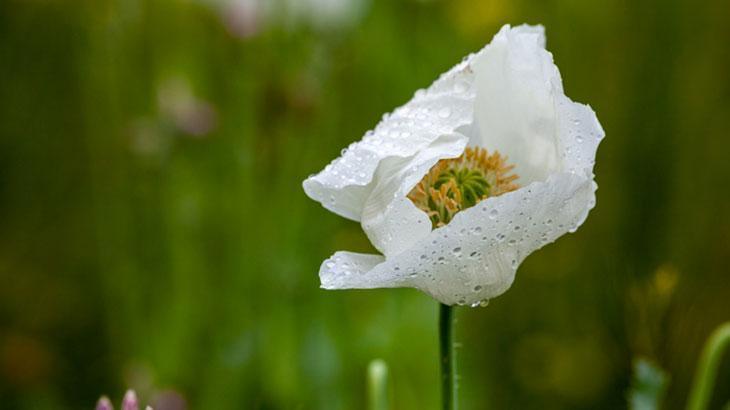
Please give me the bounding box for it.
[407,147,519,228]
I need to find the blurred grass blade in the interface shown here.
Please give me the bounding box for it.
[368,359,389,410]
[687,322,730,410]
[628,357,669,410]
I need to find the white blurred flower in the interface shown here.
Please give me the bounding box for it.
[303,24,604,306]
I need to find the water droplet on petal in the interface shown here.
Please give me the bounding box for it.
[438,107,451,118]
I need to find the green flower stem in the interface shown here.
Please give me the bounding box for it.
[368,359,389,410]
[687,322,730,410]
[440,303,457,410]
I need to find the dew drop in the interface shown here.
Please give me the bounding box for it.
[473,285,482,291]
[489,209,498,220]
[438,107,452,118]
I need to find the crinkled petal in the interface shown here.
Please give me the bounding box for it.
[555,94,604,178]
[303,48,481,222]
[471,24,563,185]
[361,133,467,257]
[319,251,387,289]
[320,173,596,305]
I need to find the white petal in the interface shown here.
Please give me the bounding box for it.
[302,50,481,222]
[361,133,467,257]
[322,173,596,305]
[471,24,563,185]
[319,251,390,289]
[556,94,604,178]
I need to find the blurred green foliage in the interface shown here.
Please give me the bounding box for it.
[1,0,729,409]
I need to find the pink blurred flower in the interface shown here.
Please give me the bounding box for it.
[96,390,153,410]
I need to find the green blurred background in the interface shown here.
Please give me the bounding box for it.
[1,0,729,408]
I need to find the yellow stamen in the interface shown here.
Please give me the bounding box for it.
[407,147,519,228]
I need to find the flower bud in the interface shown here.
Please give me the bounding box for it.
[96,396,113,410]
[122,390,139,410]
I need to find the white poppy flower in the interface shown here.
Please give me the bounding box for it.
[303,24,604,306]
